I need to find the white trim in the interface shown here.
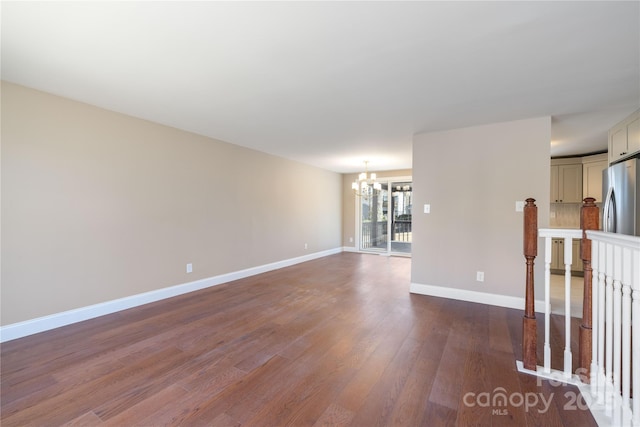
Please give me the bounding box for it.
[587,230,640,249]
[383,175,412,183]
[354,194,361,251]
[342,246,410,258]
[539,228,583,239]
[410,282,545,313]
[392,252,412,258]
[515,360,633,427]
[515,361,583,386]
[0,247,343,343]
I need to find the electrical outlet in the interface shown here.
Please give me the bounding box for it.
[186,263,193,274]
[515,201,525,212]
[476,271,484,282]
[304,243,308,250]
[424,204,431,214]
[349,237,353,243]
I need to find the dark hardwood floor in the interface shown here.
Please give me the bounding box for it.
[1,253,596,426]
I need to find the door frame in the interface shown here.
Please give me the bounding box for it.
[355,175,412,257]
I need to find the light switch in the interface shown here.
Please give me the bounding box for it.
[424,204,431,214]
[515,201,525,212]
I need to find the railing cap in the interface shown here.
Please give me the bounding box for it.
[585,230,640,249]
[538,228,583,239]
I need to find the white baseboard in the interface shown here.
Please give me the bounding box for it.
[0,247,343,343]
[341,247,411,258]
[410,282,545,313]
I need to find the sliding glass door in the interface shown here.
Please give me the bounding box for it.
[359,179,412,255]
[389,181,412,254]
[360,183,389,252]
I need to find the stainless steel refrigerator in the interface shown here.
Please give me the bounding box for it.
[603,157,640,236]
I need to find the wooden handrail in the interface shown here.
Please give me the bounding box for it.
[523,198,538,370]
[579,197,599,382]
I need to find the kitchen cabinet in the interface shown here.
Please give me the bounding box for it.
[550,160,583,203]
[582,153,608,202]
[609,109,640,164]
[551,240,558,269]
[550,239,583,273]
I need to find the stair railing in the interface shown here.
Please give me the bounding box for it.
[519,197,640,426]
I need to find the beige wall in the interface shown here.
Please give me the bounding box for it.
[412,117,551,298]
[1,82,342,325]
[342,169,412,248]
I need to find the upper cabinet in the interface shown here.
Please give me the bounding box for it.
[582,153,608,202]
[609,109,640,164]
[551,159,583,203]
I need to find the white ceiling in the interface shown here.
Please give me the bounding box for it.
[2,1,639,173]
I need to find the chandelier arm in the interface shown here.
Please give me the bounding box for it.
[352,160,383,198]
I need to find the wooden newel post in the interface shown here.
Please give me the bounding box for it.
[523,198,538,371]
[579,197,599,383]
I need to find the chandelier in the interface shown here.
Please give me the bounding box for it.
[352,161,382,198]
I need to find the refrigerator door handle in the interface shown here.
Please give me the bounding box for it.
[603,187,617,233]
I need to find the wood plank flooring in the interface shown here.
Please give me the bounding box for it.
[1,253,597,426]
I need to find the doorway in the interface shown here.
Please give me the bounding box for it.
[359,179,412,255]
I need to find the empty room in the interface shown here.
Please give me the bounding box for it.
[2,2,639,426]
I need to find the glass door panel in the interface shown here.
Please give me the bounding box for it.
[359,179,412,255]
[390,182,412,254]
[360,183,388,252]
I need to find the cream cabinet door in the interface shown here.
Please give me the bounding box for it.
[551,239,583,272]
[609,110,640,164]
[572,240,583,272]
[610,126,629,163]
[582,159,607,202]
[628,116,640,155]
[550,165,560,203]
[558,164,583,203]
[551,240,562,270]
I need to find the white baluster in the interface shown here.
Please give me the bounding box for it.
[598,241,607,404]
[606,242,614,406]
[544,236,552,374]
[562,231,640,424]
[613,403,622,427]
[564,237,572,378]
[613,244,622,396]
[632,248,640,425]
[622,247,632,409]
[591,240,599,395]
